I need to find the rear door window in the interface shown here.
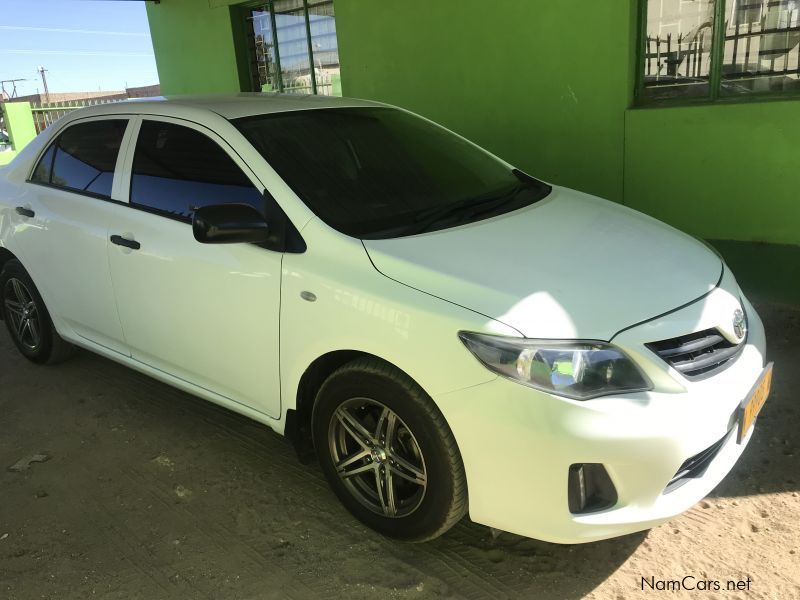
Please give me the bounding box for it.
[129,120,265,221]
[31,119,128,199]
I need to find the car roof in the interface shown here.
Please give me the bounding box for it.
[62,93,388,121]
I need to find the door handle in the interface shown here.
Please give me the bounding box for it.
[110,234,141,251]
[15,206,35,218]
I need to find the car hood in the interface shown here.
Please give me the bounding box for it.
[362,187,722,340]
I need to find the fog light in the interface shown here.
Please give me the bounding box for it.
[567,463,617,514]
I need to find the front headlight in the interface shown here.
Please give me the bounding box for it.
[458,332,652,400]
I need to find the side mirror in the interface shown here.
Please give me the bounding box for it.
[192,203,269,244]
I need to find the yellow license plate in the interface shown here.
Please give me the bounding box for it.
[737,362,774,444]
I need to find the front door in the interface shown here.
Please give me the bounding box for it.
[106,117,282,418]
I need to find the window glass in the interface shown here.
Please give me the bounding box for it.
[249,6,280,91]
[130,121,265,220]
[641,0,800,101]
[274,0,313,94]
[720,0,800,96]
[245,0,341,96]
[40,120,127,197]
[234,107,550,239]
[30,144,56,184]
[308,1,340,96]
[643,0,717,100]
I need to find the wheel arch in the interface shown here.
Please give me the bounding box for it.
[285,349,368,462]
[286,350,428,463]
[0,247,20,321]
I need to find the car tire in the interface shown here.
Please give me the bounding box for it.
[313,357,467,542]
[0,259,76,365]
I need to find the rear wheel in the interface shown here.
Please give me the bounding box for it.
[0,260,75,364]
[313,357,467,542]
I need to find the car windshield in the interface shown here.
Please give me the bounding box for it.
[232,107,550,239]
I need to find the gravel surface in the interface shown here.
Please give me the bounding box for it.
[0,303,798,599]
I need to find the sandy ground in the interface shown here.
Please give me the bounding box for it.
[0,303,798,600]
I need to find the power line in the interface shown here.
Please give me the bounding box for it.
[0,25,150,37]
[0,49,153,57]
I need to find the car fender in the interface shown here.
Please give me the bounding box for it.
[279,218,518,426]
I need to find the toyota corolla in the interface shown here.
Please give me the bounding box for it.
[0,94,771,543]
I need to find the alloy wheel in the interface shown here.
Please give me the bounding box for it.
[328,397,427,518]
[3,277,41,351]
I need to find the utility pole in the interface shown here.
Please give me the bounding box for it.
[37,66,50,104]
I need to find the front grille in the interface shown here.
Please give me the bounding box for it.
[664,432,729,494]
[646,328,744,379]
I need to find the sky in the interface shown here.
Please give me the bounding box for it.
[0,0,158,97]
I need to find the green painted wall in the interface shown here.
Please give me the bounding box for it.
[144,0,800,245]
[1,102,37,149]
[0,101,37,165]
[624,101,800,245]
[336,0,638,203]
[145,0,244,95]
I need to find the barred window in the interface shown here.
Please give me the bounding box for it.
[640,0,800,102]
[245,0,340,96]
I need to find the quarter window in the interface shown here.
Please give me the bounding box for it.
[640,0,800,102]
[129,121,265,221]
[30,120,127,198]
[30,145,55,184]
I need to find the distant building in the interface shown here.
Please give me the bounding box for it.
[7,84,161,105]
[125,84,162,98]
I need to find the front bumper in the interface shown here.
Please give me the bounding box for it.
[436,292,767,544]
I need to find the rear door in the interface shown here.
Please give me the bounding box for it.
[106,116,283,418]
[12,117,132,354]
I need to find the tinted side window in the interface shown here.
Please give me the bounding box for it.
[46,120,127,198]
[30,145,56,184]
[130,121,264,221]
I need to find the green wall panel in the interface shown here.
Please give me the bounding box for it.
[146,0,243,95]
[143,0,799,246]
[335,0,637,202]
[1,102,37,150]
[624,101,800,245]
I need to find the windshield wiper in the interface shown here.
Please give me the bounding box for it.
[402,169,549,236]
[402,185,522,236]
[360,170,550,239]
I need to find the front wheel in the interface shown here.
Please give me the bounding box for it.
[313,357,467,542]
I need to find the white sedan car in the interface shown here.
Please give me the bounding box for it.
[0,95,771,543]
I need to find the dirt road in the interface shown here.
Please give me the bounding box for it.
[1,304,798,599]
